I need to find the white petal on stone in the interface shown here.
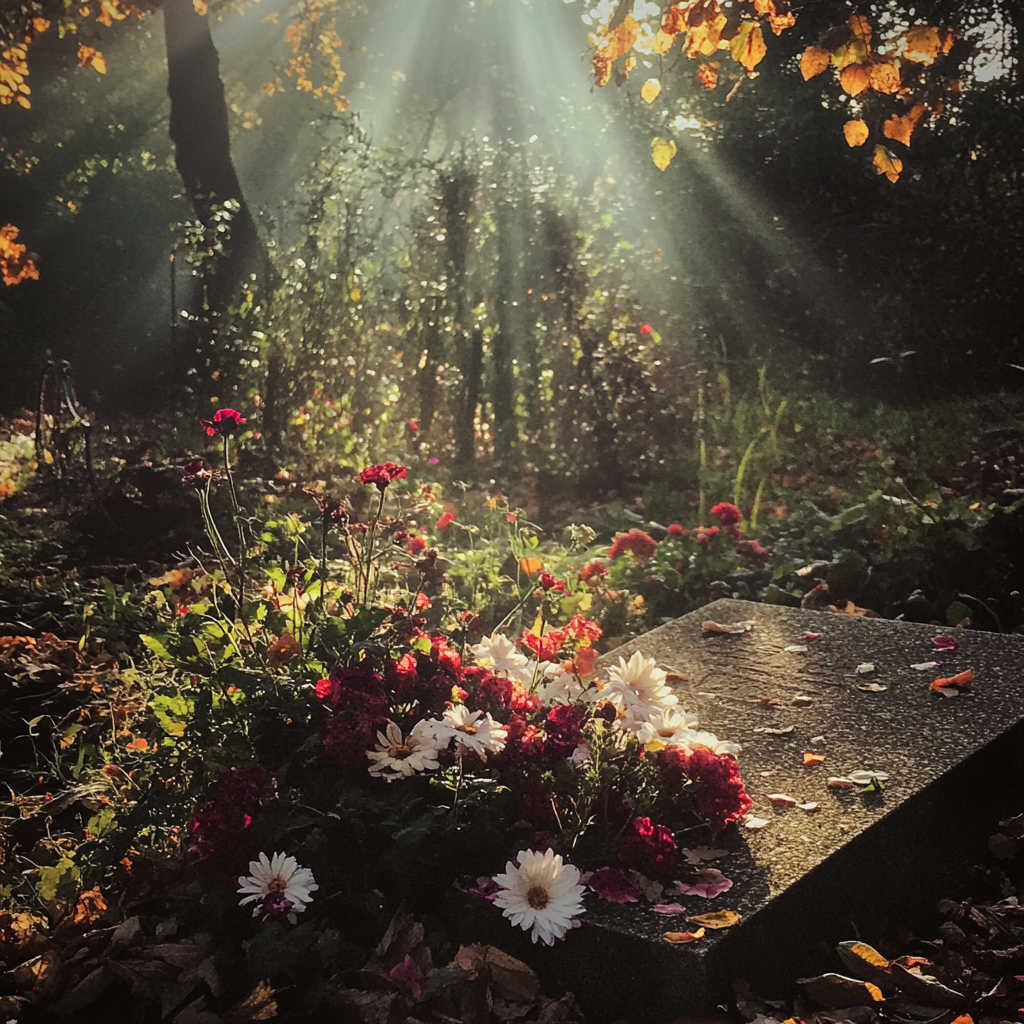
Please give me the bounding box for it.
[766,793,798,806]
[848,770,890,786]
[936,687,960,698]
[791,695,813,706]
[911,661,940,671]
[855,663,876,675]
[744,816,771,829]
[797,802,820,813]
[784,645,809,654]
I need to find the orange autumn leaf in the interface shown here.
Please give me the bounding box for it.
[640,77,661,104]
[592,52,612,87]
[0,225,39,285]
[753,0,795,34]
[803,752,826,766]
[686,12,728,58]
[267,633,301,669]
[903,24,941,64]
[697,61,719,89]
[601,14,639,61]
[519,556,544,576]
[947,1017,974,1024]
[126,737,150,751]
[843,119,869,147]
[664,928,705,943]
[662,6,688,36]
[31,17,51,34]
[848,13,872,46]
[883,103,926,146]
[873,144,903,183]
[730,22,767,72]
[800,46,831,80]
[930,669,973,692]
[77,44,107,74]
[653,29,676,54]
[193,0,209,14]
[868,57,901,94]
[839,62,870,96]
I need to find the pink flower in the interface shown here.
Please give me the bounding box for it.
[428,457,440,465]
[407,418,419,432]
[667,523,686,536]
[651,903,688,915]
[617,817,677,880]
[608,529,658,562]
[639,324,653,335]
[436,511,455,529]
[588,867,643,903]
[199,408,246,437]
[694,525,720,547]
[735,538,771,567]
[358,462,407,490]
[709,503,742,527]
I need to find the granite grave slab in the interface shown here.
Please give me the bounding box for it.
[461,599,1024,1023]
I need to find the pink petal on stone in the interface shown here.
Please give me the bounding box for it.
[669,868,733,899]
[652,902,688,915]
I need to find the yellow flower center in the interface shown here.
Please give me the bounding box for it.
[388,743,413,760]
[454,723,478,735]
[268,876,287,892]
[525,885,549,910]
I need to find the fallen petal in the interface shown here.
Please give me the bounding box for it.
[857,683,888,692]
[931,635,958,651]
[803,632,824,640]
[702,619,755,635]
[855,663,876,675]
[688,910,742,929]
[803,752,826,766]
[744,816,771,829]
[792,694,814,706]
[784,645,809,654]
[652,903,688,915]
[664,928,705,943]
[828,777,856,789]
[797,802,820,812]
[768,793,798,806]
[911,662,940,671]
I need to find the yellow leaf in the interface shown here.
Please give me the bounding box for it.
[592,51,612,87]
[832,37,868,70]
[653,29,676,55]
[903,24,941,64]
[800,45,831,80]
[688,910,742,929]
[664,928,705,943]
[730,22,767,72]
[868,57,901,94]
[685,11,728,57]
[883,103,926,146]
[601,14,639,61]
[32,17,50,33]
[843,119,869,147]
[848,13,872,46]
[839,62,870,96]
[193,0,209,14]
[77,45,107,74]
[651,136,677,171]
[872,144,903,183]
[641,78,661,104]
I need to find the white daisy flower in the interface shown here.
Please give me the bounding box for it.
[492,848,586,945]
[433,704,507,761]
[535,661,584,704]
[605,651,678,710]
[367,719,442,781]
[237,852,318,924]
[638,706,701,746]
[469,633,531,676]
[673,729,742,757]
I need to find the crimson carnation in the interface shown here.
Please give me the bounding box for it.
[694,525,720,547]
[544,704,584,760]
[199,408,247,438]
[616,816,677,880]
[316,666,389,768]
[518,628,566,662]
[500,713,546,765]
[688,745,753,832]
[519,782,557,826]
[667,523,686,536]
[580,560,609,586]
[465,669,514,713]
[358,462,407,490]
[565,614,602,643]
[608,529,658,562]
[709,502,742,528]
[538,572,565,592]
[189,765,275,871]
[735,538,772,567]
[656,744,693,791]
[409,536,427,555]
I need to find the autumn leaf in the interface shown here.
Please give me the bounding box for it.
[77,45,107,74]
[519,556,544,576]
[126,737,150,752]
[701,619,754,634]
[883,102,926,146]
[839,62,870,96]
[730,22,767,72]
[843,119,869,147]
[0,224,39,285]
[930,669,973,692]
[193,0,209,14]
[31,17,51,34]
[664,928,705,943]
[267,633,301,668]
[653,29,676,54]
[641,78,661,104]
[803,752,826,766]
[685,11,728,58]
[800,46,831,80]
[600,14,639,61]
[697,62,719,89]
[661,6,688,36]
[868,57,901,94]
[848,13,872,46]
[872,144,903,183]
[688,910,742,929]
[903,25,941,64]
[651,136,677,171]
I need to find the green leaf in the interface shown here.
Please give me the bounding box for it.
[140,634,173,661]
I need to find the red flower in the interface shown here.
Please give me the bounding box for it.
[414,591,431,610]
[358,462,407,490]
[735,538,771,567]
[694,525,720,547]
[182,459,211,484]
[407,418,419,432]
[409,536,427,555]
[608,529,658,562]
[501,713,546,764]
[687,745,753,832]
[709,502,742,527]
[616,816,677,880]
[199,408,247,437]
[316,665,389,768]
[580,560,609,587]
[436,511,455,529]
[538,571,565,592]
[667,523,686,536]
[518,628,566,662]
[189,765,275,871]
[565,614,602,643]
[639,324,653,335]
[544,704,584,760]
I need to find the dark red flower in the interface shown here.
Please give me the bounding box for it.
[407,418,419,432]
[709,502,742,528]
[189,765,275,872]
[358,462,407,490]
[580,560,609,586]
[667,523,686,536]
[694,525,720,547]
[199,408,247,437]
[182,459,211,484]
[588,866,643,903]
[735,538,771,567]
[501,713,546,764]
[687,745,753,832]
[538,571,565,592]
[436,511,455,529]
[409,536,427,555]
[316,665,389,768]
[544,704,584,760]
[616,816,677,880]
[608,529,658,562]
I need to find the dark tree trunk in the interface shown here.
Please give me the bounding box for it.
[492,201,519,466]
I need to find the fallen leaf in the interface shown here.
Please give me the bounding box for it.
[702,620,755,634]
[768,793,798,806]
[930,670,973,692]
[883,103,927,146]
[601,14,640,61]
[651,136,677,171]
[889,960,966,1009]
[855,663,875,674]
[641,77,661,103]
[798,973,885,1007]
[754,724,796,735]
[902,24,941,64]
[857,682,888,692]
[688,910,742,929]
[486,947,540,1003]
[225,979,278,1021]
[664,928,704,943]
[267,633,301,669]
[77,44,107,74]
[681,846,729,863]
[836,940,895,991]
[652,903,687,915]
[839,63,870,96]
[872,144,903,183]
[744,816,770,829]
[843,119,870,147]
[803,752,825,766]
[867,57,901,93]
[697,62,719,89]
[801,45,831,80]
[931,634,958,651]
